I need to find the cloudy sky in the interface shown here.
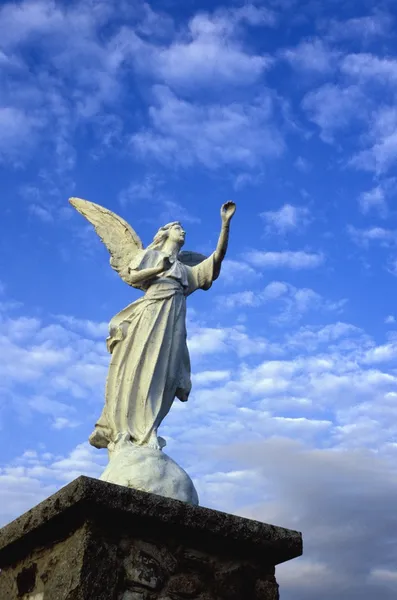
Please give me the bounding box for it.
[1,0,397,597]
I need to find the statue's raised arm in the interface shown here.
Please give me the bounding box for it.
[216,201,236,265]
[69,196,236,506]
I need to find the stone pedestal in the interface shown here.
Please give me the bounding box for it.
[0,476,302,600]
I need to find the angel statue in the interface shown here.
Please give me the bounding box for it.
[69,197,236,504]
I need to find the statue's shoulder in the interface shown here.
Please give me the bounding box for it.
[129,248,160,270]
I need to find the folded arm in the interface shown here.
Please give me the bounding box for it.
[121,255,171,286]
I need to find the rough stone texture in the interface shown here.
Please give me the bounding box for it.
[0,476,302,600]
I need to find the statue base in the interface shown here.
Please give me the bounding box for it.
[100,436,199,505]
[0,476,302,600]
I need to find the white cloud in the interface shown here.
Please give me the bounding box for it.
[320,55,397,174]
[362,342,397,364]
[261,203,311,234]
[282,39,339,73]
[28,394,74,417]
[188,327,228,356]
[244,250,324,269]
[0,106,45,163]
[217,281,345,324]
[159,200,201,224]
[3,292,397,600]
[370,568,397,587]
[219,259,260,285]
[0,0,128,174]
[133,2,175,39]
[351,108,397,174]
[0,442,106,526]
[358,184,389,215]
[296,48,397,177]
[131,85,285,169]
[302,84,366,143]
[387,258,397,277]
[119,174,164,203]
[187,323,274,359]
[347,225,396,246]
[52,416,81,430]
[0,310,108,427]
[285,322,366,352]
[219,290,259,309]
[55,315,109,339]
[194,370,231,386]
[341,52,397,85]
[0,1,284,178]
[385,315,396,325]
[294,156,311,172]
[278,559,342,589]
[262,280,289,299]
[325,13,393,42]
[28,203,54,222]
[152,8,274,91]
[119,176,200,223]
[0,0,64,48]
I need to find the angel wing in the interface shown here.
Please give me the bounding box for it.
[178,251,207,267]
[69,197,144,284]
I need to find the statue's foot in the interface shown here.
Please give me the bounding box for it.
[144,431,166,450]
[89,427,110,449]
[146,438,162,450]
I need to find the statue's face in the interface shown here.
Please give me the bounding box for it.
[169,223,186,246]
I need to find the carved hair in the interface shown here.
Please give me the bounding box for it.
[147,222,182,251]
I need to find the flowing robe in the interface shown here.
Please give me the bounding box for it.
[91,249,220,449]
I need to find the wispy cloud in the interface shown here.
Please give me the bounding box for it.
[217,280,345,323]
[261,203,311,234]
[118,175,200,224]
[131,85,285,169]
[244,250,324,269]
[28,203,54,223]
[324,13,393,43]
[358,184,389,215]
[281,39,340,73]
[341,52,397,84]
[348,225,396,246]
[350,108,397,175]
[302,83,366,143]
[119,175,164,204]
[220,259,261,285]
[149,6,275,91]
[0,443,106,525]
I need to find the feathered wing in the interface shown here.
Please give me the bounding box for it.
[69,197,144,285]
[178,251,207,267]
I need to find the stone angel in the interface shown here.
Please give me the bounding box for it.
[69,198,236,455]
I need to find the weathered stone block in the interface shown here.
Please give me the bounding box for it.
[0,476,302,600]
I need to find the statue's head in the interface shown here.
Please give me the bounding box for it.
[148,221,186,250]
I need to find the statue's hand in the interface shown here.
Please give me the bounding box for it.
[158,256,172,273]
[221,201,236,224]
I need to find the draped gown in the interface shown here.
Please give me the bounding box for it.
[90,248,220,449]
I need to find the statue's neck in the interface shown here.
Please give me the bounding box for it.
[161,240,181,260]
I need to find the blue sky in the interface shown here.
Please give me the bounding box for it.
[1,0,397,597]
